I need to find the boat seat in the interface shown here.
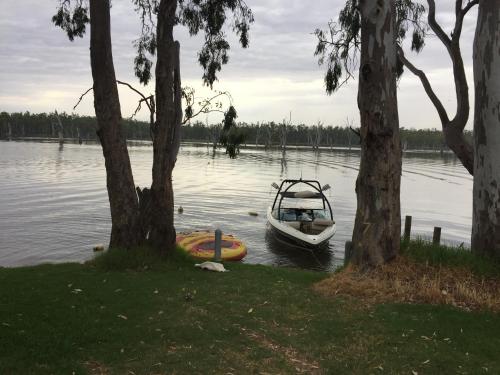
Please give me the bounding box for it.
[286,221,302,230]
[309,219,334,234]
[312,219,335,227]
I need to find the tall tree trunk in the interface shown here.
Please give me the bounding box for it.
[89,0,141,248]
[351,0,402,267]
[471,0,500,258]
[148,0,183,252]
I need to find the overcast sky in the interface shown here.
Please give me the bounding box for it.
[0,1,478,129]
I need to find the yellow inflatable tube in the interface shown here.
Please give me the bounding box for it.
[176,230,247,261]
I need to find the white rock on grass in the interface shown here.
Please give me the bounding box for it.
[194,261,228,272]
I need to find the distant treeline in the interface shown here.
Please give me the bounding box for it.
[0,111,471,150]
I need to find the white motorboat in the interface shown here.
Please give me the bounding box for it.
[267,179,336,248]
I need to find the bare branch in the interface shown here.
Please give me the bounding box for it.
[116,79,155,140]
[427,0,452,49]
[462,0,478,16]
[397,46,450,125]
[73,80,156,141]
[349,126,360,138]
[73,86,93,110]
[182,90,232,125]
[116,80,153,113]
[454,0,479,40]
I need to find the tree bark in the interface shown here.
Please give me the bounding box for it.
[351,0,402,267]
[89,0,141,248]
[148,0,183,252]
[471,0,500,258]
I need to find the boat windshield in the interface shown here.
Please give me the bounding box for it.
[273,208,331,222]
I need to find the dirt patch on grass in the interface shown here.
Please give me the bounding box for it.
[83,360,110,375]
[243,329,321,374]
[314,257,500,312]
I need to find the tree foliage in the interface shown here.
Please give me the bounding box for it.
[52,0,89,41]
[52,0,254,87]
[219,106,245,158]
[314,0,427,94]
[131,0,254,86]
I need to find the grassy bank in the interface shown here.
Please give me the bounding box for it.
[1,244,499,374]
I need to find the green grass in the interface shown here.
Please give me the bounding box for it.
[402,238,500,278]
[0,245,499,374]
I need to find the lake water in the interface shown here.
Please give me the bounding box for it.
[0,140,473,271]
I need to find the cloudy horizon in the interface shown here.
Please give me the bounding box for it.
[0,1,478,129]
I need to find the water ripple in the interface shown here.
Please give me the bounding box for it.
[0,141,472,270]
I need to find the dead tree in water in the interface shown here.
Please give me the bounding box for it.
[76,125,82,144]
[209,124,222,153]
[326,127,334,150]
[264,123,274,150]
[54,110,64,144]
[310,121,323,150]
[279,116,291,151]
[345,117,355,150]
[254,123,261,146]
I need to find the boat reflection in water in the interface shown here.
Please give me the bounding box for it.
[264,225,334,271]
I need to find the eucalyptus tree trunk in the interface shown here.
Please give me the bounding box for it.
[89,0,141,248]
[148,0,183,251]
[351,0,402,267]
[471,0,500,258]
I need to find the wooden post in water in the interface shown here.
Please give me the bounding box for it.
[433,227,441,245]
[344,241,353,266]
[214,229,222,262]
[403,215,412,241]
